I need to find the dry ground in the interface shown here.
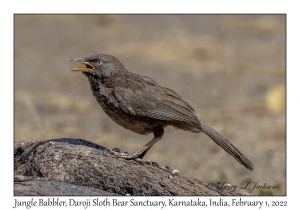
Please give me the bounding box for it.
[14,15,285,195]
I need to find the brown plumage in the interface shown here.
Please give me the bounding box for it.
[71,53,254,171]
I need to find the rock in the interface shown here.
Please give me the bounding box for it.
[14,138,250,196]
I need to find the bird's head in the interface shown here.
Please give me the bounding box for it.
[71,53,124,79]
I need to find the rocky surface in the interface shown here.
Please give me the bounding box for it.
[14,139,250,196]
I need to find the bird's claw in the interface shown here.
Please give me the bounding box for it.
[109,148,129,157]
[135,158,152,165]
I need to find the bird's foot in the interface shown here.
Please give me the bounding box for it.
[109,148,152,165]
[110,148,129,155]
[109,148,133,158]
[109,148,179,177]
[134,158,152,165]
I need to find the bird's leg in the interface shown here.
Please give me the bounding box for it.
[109,126,164,161]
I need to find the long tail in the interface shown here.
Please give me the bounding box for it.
[200,122,254,171]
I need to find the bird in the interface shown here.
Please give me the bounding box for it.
[70,53,254,171]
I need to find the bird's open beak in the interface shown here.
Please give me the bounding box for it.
[70,58,95,72]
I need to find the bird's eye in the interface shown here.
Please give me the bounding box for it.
[97,61,103,66]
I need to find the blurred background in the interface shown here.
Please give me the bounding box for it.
[14,15,285,195]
